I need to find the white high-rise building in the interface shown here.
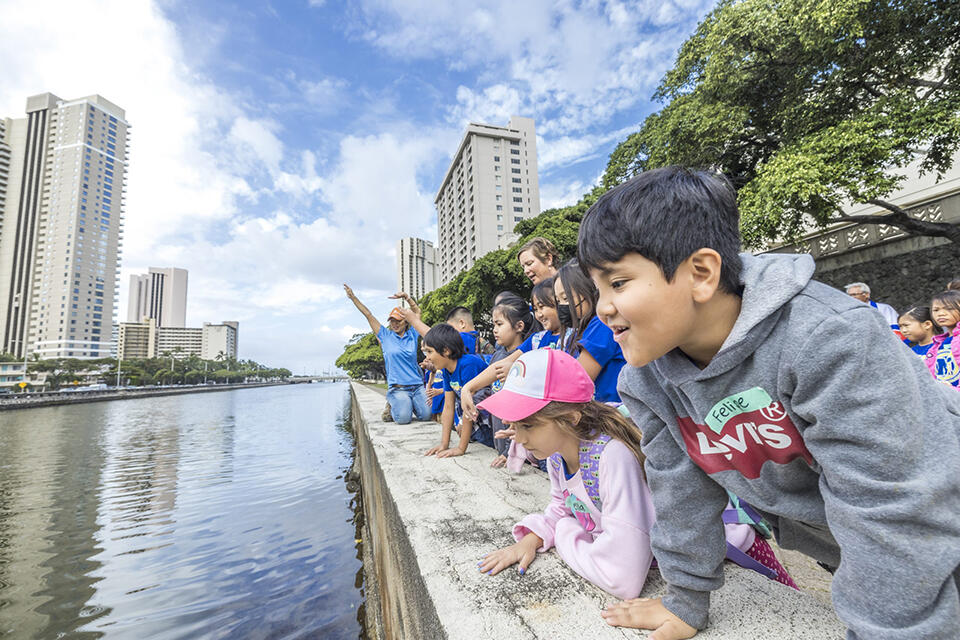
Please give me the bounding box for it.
[0,93,128,359]
[396,237,438,300]
[127,267,188,327]
[435,116,540,285]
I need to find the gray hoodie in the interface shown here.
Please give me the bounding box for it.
[619,252,960,639]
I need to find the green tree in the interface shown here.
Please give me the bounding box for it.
[335,333,386,380]
[603,0,960,248]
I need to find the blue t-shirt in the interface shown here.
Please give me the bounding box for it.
[910,342,933,356]
[377,326,423,386]
[430,368,446,413]
[578,315,626,403]
[519,330,561,352]
[461,331,479,354]
[933,336,960,387]
[442,353,489,400]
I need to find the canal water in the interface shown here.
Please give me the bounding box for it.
[0,383,364,639]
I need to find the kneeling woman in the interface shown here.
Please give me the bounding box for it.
[344,284,430,424]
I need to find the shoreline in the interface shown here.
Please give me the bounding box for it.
[0,380,299,411]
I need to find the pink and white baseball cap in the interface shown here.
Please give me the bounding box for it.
[477,349,595,422]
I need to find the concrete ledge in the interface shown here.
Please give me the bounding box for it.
[351,382,844,639]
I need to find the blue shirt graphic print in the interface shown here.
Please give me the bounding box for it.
[934,336,960,387]
[442,354,488,401]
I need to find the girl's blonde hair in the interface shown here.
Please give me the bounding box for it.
[513,401,646,474]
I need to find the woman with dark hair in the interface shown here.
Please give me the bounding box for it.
[517,237,561,284]
[344,284,430,423]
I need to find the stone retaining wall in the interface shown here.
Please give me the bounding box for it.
[350,382,845,639]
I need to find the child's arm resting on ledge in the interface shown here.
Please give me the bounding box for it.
[619,387,729,631]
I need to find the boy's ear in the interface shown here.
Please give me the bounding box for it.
[687,248,723,304]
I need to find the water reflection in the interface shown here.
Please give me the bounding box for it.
[0,383,363,639]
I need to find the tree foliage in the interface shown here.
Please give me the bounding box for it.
[335,333,386,380]
[603,0,960,246]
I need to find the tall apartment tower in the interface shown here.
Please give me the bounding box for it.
[396,237,438,300]
[434,116,540,285]
[0,93,128,359]
[127,267,188,327]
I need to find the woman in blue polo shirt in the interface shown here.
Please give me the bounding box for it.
[344,285,430,424]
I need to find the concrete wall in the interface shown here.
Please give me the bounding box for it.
[350,382,845,639]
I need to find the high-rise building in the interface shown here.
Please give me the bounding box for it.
[117,319,238,361]
[434,116,540,285]
[127,267,188,327]
[396,237,438,300]
[201,321,238,361]
[0,93,128,359]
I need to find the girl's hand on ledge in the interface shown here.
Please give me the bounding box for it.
[478,533,541,576]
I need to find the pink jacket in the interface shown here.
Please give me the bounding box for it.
[924,325,960,388]
[511,439,757,599]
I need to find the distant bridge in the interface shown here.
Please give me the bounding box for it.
[287,375,351,383]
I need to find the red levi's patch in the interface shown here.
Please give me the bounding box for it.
[677,402,813,479]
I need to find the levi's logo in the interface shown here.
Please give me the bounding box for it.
[677,389,812,479]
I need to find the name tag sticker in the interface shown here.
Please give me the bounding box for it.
[705,387,773,434]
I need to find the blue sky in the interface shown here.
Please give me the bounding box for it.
[0,0,717,373]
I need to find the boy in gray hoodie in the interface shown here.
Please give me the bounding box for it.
[578,166,960,640]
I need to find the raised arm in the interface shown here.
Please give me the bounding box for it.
[344,284,382,335]
[397,305,431,338]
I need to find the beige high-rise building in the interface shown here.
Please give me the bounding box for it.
[435,116,540,285]
[117,319,238,361]
[127,267,188,327]
[396,237,438,300]
[0,93,128,359]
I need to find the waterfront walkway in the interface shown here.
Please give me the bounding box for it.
[350,382,842,639]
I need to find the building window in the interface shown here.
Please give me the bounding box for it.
[511,159,520,164]
[514,216,523,222]
[512,178,521,183]
[511,168,520,174]
[496,205,503,210]
[513,207,523,212]
[497,225,503,231]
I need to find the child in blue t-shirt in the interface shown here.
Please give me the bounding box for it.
[554,262,626,403]
[898,306,940,357]
[421,323,494,457]
[487,294,537,467]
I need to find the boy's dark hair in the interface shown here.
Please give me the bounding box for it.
[445,306,473,322]
[557,260,599,354]
[531,276,558,308]
[577,166,743,294]
[423,323,466,360]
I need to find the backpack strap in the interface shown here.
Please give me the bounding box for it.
[723,491,773,539]
[725,542,778,579]
[578,434,611,511]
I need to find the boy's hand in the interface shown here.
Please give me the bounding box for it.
[460,392,479,421]
[437,447,466,458]
[424,444,444,456]
[478,533,542,575]
[601,598,697,639]
[425,387,442,400]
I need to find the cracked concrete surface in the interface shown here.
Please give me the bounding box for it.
[352,382,844,639]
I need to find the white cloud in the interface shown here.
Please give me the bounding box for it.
[353,0,713,137]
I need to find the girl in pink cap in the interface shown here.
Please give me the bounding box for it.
[476,349,795,601]
[476,348,656,598]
